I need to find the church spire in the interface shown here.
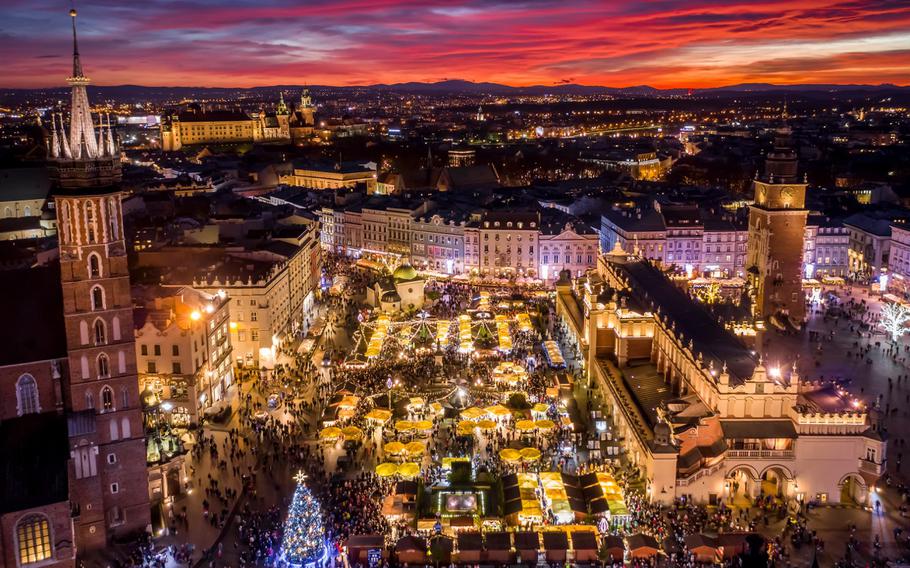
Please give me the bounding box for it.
[64,7,101,160]
[70,8,83,79]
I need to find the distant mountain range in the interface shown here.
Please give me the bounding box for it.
[2,79,907,104]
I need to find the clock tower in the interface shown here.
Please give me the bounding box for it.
[746,129,808,325]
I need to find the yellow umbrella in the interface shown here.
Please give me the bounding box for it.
[456,425,476,437]
[395,420,416,432]
[476,419,497,431]
[535,419,556,431]
[365,409,392,423]
[460,407,486,420]
[520,447,542,461]
[499,448,522,462]
[319,426,342,440]
[397,462,420,478]
[408,397,426,408]
[532,403,550,414]
[404,441,426,456]
[384,441,406,455]
[375,462,398,477]
[414,420,434,432]
[515,420,537,432]
[485,405,511,418]
[342,426,364,441]
[429,402,443,414]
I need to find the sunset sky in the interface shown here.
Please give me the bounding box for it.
[1,0,909,89]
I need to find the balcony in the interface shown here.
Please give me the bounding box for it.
[858,458,884,476]
[726,449,795,459]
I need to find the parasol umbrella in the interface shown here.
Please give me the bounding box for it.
[535,419,556,431]
[460,407,486,420]
[429,402,443,414]
[520,447,542,461]
[515,420,537,432]
[404,441,426,456]
[397,462,420,478]
[319,426,343,441]
[375,462,398,477]
[342,426,364,441]
[408,397,426,408]
[532,403,550,414]
[485,405,511,418]
[476,419,497,431]
[414,420,434,432]
[384,441,406,455]
[395,420,416,432]
[365,409,392,423]
[499,448,522,462]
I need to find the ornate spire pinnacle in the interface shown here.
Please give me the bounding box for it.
[58,113,72,159]
[49,113,60,158]
[105,113,115,155]
[70,8,83,79]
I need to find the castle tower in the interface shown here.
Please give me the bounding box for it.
[52,9,150,549]
[745,129,808,325]
[276,92,290,139]
[299,88,315,126]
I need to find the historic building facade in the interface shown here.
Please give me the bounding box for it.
[554,248,885,507]
[49,10,151,549]
[159,90,316,151]
[746,131,808,324]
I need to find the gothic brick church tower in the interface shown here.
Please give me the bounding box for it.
[746,129,808,326]
[49,9,150,550]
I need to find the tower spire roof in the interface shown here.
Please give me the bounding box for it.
[70,8,83,79]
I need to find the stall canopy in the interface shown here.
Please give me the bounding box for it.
[627,534,660,558]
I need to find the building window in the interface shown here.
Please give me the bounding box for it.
[250,311,258,322]
[94,319,106,345]
[101,386,114,411]
[97,353,110,378]
[173,362,182,374]
[120,386,129,409]
[16,374,40,415]
[107,453,117,464]
[140,344,148,356]
[88,253,101,278]
[147,361,157,373]
[16,514,52,566]
[154,345,161,356]
[91,285,105,310]
[110,483,119,494]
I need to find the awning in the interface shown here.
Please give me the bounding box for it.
[720,419,797,439]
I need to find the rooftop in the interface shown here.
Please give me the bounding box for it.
[613,259,756,383]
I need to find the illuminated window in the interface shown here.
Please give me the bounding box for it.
[16,374,40,415]
[16,514,51,565]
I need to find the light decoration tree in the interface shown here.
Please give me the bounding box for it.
[280,472,327,567]
[880,302,910,342]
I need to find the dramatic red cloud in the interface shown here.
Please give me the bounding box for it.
[1,0,908,88]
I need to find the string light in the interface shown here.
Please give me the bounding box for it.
[280,471,327,567]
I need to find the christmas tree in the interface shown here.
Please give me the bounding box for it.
[280,472,327,567]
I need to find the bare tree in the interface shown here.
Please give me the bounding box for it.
[880,302,910,342]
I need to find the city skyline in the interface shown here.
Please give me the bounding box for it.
[1,0,909,89]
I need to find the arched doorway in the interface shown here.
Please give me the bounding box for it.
[839,473,868,505]
[725,465,759,507]
[759,465,792,501]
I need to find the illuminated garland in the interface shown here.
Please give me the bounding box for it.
[280,472,327,567]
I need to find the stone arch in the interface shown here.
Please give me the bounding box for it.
[838,472,869,505]
[726,464,760,480]
[760,464,793,481]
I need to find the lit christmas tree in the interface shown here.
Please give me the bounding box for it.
[280,471,327,567]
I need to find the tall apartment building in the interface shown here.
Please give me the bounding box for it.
[746,131,808,324]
